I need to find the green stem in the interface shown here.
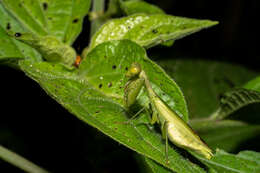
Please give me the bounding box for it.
[0,145,49,173]
[90,0,105,37]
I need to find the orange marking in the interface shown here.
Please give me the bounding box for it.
[74,55,82,67]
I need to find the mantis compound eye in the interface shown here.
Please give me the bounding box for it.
[126,62,142,78]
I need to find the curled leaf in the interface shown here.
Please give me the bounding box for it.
[9,31,76,68]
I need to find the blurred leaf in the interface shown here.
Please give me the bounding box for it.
[157,59,258,118]
[0,145,49,173]
[18,40,205,173]
[210,89,260,120]
[237,150,260,164]
[191,119,260,152]
[244,76,260,91]
[119,0,164,15]
[89,14,218,50]
[194,149,260,173]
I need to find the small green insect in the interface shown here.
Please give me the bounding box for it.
[124,62,213,162]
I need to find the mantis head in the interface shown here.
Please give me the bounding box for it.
[126,62,142,78]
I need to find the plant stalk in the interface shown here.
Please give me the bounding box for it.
[0,145,49,173]
[90,0,105,37]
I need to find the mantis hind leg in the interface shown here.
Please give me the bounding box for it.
[162,121,169,164]
[148,103,158,125]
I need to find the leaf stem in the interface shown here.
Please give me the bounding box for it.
[90,0,105,37]
[0,145,49,173]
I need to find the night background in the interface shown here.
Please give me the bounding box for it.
[0,0,259,172]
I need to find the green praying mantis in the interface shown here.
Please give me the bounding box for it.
[124,62,213,162]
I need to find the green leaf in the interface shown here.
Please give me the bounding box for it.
[194,149,260,173]
[134,154,172,173]
[210,88,260,120]
[89,13,218,50]
[1,0,48,36]
[0,3,42,62]
[244,76,260,92]
[157,59,258,118]
[118,0,174,47]
[119,0,165,15]
[57,0,91,44]
[0,26,23,60]
[18,40,205,173]
[191,119,260,152]
[237,151,260,164]
[0,0,91,44]
[144,157,172,173]
[79,40,188,122]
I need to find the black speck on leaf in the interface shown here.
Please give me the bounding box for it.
[112,65,116,69]
[95,110,100,113]
[73,18,79,23]
[99,84,103,88]
[43,2,48,10]
[152,29,158,34]
[6,23,11,30]
[15,33,22,37]
[125,67,128,71]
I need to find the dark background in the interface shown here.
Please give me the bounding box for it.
[0,0,259,172]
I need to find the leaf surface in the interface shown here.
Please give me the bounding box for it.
[38,0,91,44]
[1,0,48,35]
[244,76,260,92]
[144,157,173,173]
[0,3,41,62]
[90,14,218,50]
